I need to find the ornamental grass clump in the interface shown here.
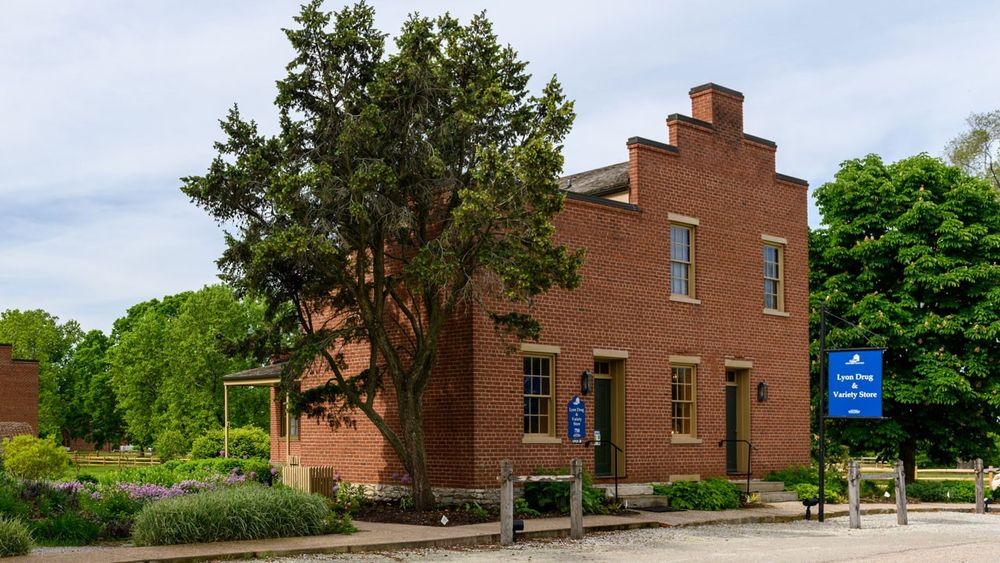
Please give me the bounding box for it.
[0,516,33,557]
[131,485,330,545]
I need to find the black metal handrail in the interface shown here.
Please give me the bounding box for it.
[584,438,623,502]
[718,438,755,497]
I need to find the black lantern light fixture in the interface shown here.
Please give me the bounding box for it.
[580,370,593,395]
[757,381,769,402]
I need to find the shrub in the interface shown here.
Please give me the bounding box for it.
[153,430,189,462]
[788,483,819,501]
[104,458,274,487]
[190,427,269,460]
[652,478,740,511]
[764,465,847,503]
[28,512,98,546]
[1,436,70,480]
[131,485,330,545]
[0,516,32,557]
[903,480,975,503]
[79,488,144,540]
[522,468,608,515]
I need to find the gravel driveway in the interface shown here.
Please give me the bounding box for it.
[259,512,1000,563]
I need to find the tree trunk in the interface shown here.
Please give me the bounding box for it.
[900,439,917,484]
[398,391,435,511]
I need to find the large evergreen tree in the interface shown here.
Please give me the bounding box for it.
[810,154,1000,480]
[182,1,581,508]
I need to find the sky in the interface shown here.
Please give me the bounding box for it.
[3,0,1000,333]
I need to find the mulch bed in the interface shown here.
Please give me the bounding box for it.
[352,501,637,527]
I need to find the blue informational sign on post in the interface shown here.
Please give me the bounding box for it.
[567,395,586,443]
[827,349,884,418]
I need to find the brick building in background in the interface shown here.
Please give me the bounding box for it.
[229,83,810,498]
[0,344,39,437]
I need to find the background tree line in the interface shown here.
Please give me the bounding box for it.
[0,285,283,455]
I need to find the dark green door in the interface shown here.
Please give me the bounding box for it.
[594,378,612,477]
[726,385,737,473]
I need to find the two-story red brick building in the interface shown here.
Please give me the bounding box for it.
[232,83,810,498]
[0,344,40,438]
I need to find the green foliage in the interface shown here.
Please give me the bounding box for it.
[521,469,608,515]
[652,479,740,511]
[190,426,270,460]
[945,110,1000,190]
[513,496,541,517]
[181,0,581,510]
[0,516,32,557]
[107,286,274,452]
[462,502,489,520]
[28,512,99,546]
[810,154,1000,475]
[103,458,274,487]
[333,481,367,514]
[1,436,70,480]
[0,309,83,438]
[903,480,976,503]
[131,485,331,545]
[62,330,124,450]
[78,488,142,540]
[763,465,846,503]
[153,430,189,462]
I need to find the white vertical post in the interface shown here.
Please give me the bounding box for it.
[285,391,291,464]
[223,384,229,458]
[894,459,908,525]
[570,458,583,540]
[975,458,985,514]
[500,459,514,546]
[848,460,861,529]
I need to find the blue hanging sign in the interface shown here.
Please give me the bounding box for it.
[567,395,586,443]
[828,349,884,418]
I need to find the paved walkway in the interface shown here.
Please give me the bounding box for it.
[7,502,980,563]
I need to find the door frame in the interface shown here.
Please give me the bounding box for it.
[593,358,626,478]
[725,367,751,474]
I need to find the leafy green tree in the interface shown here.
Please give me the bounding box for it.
[0,309,82,438]
[946,110,1000,190]
[182,1,581,509]
[810,154,1000,481]
[107,286,272,453]
[62,330,125,449]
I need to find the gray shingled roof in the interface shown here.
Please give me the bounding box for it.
[559,162,629,197]
[222,363,285,383]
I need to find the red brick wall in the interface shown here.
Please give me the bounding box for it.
[284,84,810,490]
[0,344,40,435]
[468,85,810,487]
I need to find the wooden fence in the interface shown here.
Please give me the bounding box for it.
[281,465,338,498]
[856,458,996,484]
[72,451,163,467]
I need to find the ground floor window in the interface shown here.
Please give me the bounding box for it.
[277,395,300,439]
[523,355,554,436]
[671,365,696,437]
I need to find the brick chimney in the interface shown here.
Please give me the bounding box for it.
[689,83,744,134]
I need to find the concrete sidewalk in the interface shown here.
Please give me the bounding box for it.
[8,501,982,563]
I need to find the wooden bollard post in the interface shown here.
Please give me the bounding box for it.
[500,459,514,546]
[974,458,985,514]
[894,460,907,525]
[570,458,583,540]
[848,460,861,529]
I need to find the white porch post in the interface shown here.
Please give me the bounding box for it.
[285,391,291,464]
[223,384,229,458]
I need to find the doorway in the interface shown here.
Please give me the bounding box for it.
[593,359,625,478]
[725,369,750,474]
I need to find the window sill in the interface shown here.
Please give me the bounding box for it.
[763,308,790,317]
[670,295,701,305]
[671,436,702,445]
[522,435,562,445]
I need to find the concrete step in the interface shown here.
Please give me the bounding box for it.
[758,490,800,503]
[619,494,669,509]
[730,480,786,493]
[595,483,653,497]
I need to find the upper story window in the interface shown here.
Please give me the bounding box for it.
[668,214,701,303]
[763,242,785,312]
